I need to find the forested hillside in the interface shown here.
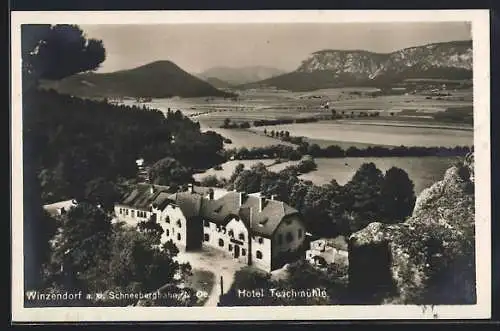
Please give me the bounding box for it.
[24,89,224,203]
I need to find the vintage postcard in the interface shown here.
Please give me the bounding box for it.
[11,10,491,322]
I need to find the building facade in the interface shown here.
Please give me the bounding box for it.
[114,184,307,272]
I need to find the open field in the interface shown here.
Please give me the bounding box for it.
[300,156,458,194]
[193,159,276,181]
[118,87,473,149]
[251,122,473,148]
[202,127,296,149]
[122,86,472,125]
[193,156,457,195]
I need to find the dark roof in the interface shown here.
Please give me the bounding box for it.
[119,185,300,238]
[167,191,203,219]
[200,191,241,225]
[199,191,299,237]
[240,195,299,237]
[118,184,171,211]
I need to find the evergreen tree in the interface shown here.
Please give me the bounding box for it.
[380,167,416,222]
[344,162,385,233]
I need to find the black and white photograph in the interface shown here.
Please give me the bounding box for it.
[11,10,491,321]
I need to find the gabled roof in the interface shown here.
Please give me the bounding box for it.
[120,184,301,238]
[118,184,171,211]
[240,195,299,237]
[166,191,204,219]
[200,191,241,225]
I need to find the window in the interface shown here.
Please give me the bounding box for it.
[238,233,245,241]
[228,230,234,238]
[177,233,181,241]
[131,210,135,217]
[298,229,303,238]
[258,237,264,244]
[256,251,263,259]
[166,229,170,237]
[204,233,209,241]
[278,234,283,245]
[242,248,246,256]
[177,219,182,228]
[218,239,224,247]
[228,244,233,251]
[204,220,210,227]
[286,232,293,243]
[165,216,170,223]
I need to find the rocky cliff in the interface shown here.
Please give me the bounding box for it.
[297,40,472,77]
[348,152,475,304]
[243,40,472,91]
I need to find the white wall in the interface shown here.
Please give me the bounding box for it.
[161,204,187,249]
[114,205,151,227]
[225,218,250,264]
[251,235,271,271]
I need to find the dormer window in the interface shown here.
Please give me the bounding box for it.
[214,205,223,213]
[258,218,268,227]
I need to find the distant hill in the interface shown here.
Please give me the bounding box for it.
[41,60,235,98]
[202,77,234,89]
[241,40,473,91]
[198,66,286,85]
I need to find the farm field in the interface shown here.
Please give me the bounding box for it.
[193,159,276,181]
[193,156,457,195]
[123,86,472,126]
[300,156,458,194]
[303,138,394,149]
[202,127,296,149]
[118,87,473,149]
[251,122,473,147]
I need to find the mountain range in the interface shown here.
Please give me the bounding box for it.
[41,61,235,98]
[240,40,473,91]
[197,66,286,85]
[42,40,473,98]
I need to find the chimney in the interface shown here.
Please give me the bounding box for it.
[239,192,243,207]
[271,194,276,201]
[208,189,214,200]
[150,185,155,195]
[259,194,266,212]
[188,183,194,193]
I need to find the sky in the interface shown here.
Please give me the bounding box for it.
[80,22,472,74]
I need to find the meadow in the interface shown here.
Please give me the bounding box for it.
[193,156,457,195]
[250,122,473,148]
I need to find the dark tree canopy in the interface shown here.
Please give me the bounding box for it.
[380,167,416,222]
[22,24,106,81]
[148,157,193,186]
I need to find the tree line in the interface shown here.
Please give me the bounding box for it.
[223,160,417,238]
[223,142,472,161]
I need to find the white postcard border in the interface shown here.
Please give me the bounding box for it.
[11,9,491,322]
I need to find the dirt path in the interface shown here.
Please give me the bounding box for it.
[175,247,244,307]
